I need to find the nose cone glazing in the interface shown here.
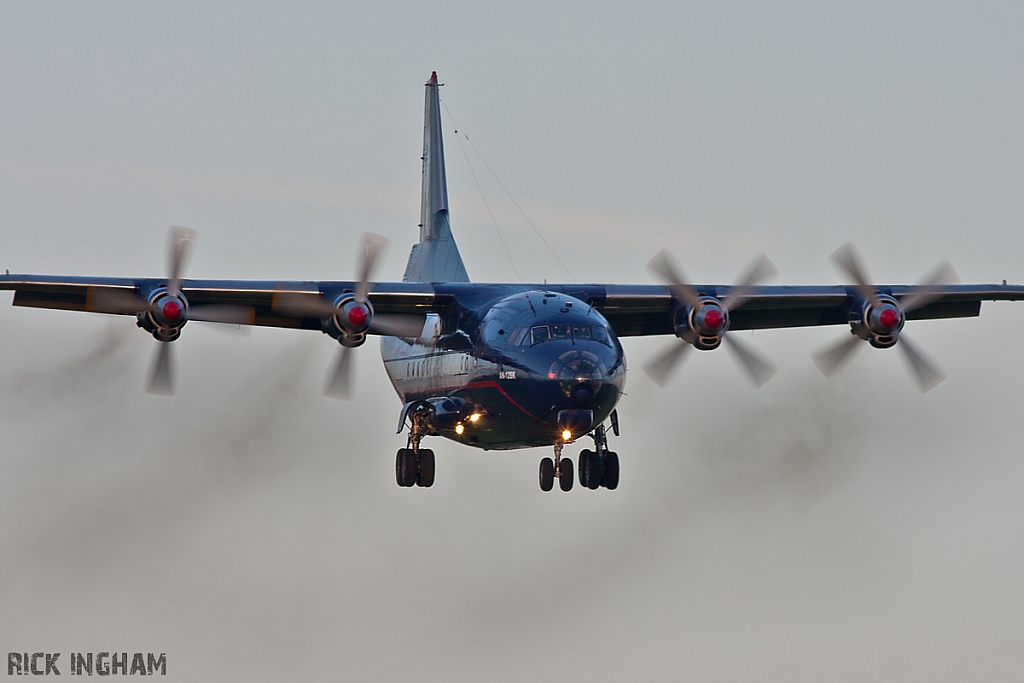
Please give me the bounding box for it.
[548,349,608,402]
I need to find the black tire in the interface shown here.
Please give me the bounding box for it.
[559,457,574,492]
[539,457,555,492]
[602,451,619,490]
[586,450,603,490]
[578,449,592,488]
[417,449,435,487]
[396,449,418,487]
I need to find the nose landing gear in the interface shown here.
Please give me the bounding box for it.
[539,442,574,492]
[538,422,618,492]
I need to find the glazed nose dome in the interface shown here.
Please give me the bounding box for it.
[548,350,607,403]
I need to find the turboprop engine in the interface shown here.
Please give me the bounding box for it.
[812,243,959,392]
[272,233,427,398]
[644,250,779,388]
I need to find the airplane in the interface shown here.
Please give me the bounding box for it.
[3,71,1024,493]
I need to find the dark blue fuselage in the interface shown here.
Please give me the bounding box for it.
[381,289,626,449]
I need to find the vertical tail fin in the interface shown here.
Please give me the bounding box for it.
[403,71,470,283]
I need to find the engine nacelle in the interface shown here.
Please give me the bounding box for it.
[672,296,729,350]
[321,295,374,347]
[849,295,904,348]
[137,289,189,341]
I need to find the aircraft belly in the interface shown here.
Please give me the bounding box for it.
[451,381,560,449]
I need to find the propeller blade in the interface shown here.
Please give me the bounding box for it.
[355,233,389,303]
[188,305,255,325]
[897,334,945,393]
[812,334,863,377]
[722,334,777,388]
[146,342,174,395]
[898,260,961,314]
[723,254,779,312]
[642,340,692,387]
[167,226,196,298]
[87,287,151,315]
[369,313,427,338]
[323,346,354,400]
[830,242,880,307]
[647,249,701,308]
[272,290,338,318]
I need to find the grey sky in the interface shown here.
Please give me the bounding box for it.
[1,2,1023,681]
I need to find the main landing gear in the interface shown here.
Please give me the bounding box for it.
[579,423,618,490]
[396,406,435,488]
[539,424,619,492]
[396,447,434,487]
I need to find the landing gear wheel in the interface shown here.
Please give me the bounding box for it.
[602,451,619,490]
[583,450,603,490]
[578,449,592,488]
[559,457,574,492]
[539,457,555,492]
[396,448,418,487]
[416,449,435,488]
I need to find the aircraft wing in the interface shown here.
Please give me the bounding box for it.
[0,275,435,330]
[594,283,1024,336]
[2,275,1024,337]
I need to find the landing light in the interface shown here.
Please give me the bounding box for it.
[562,430,572,441]
[455,424,464,435]
[468,413,481,423]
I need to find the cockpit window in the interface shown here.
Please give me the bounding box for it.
[529,324,611,346]
[509,328,530,346]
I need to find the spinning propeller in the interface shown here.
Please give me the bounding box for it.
[644,250,779,388]
[812,242,959,392]
[272,233,426,399]
[91,226,254,395]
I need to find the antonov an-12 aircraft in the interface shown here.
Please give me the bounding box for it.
[3,72,1024,492]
